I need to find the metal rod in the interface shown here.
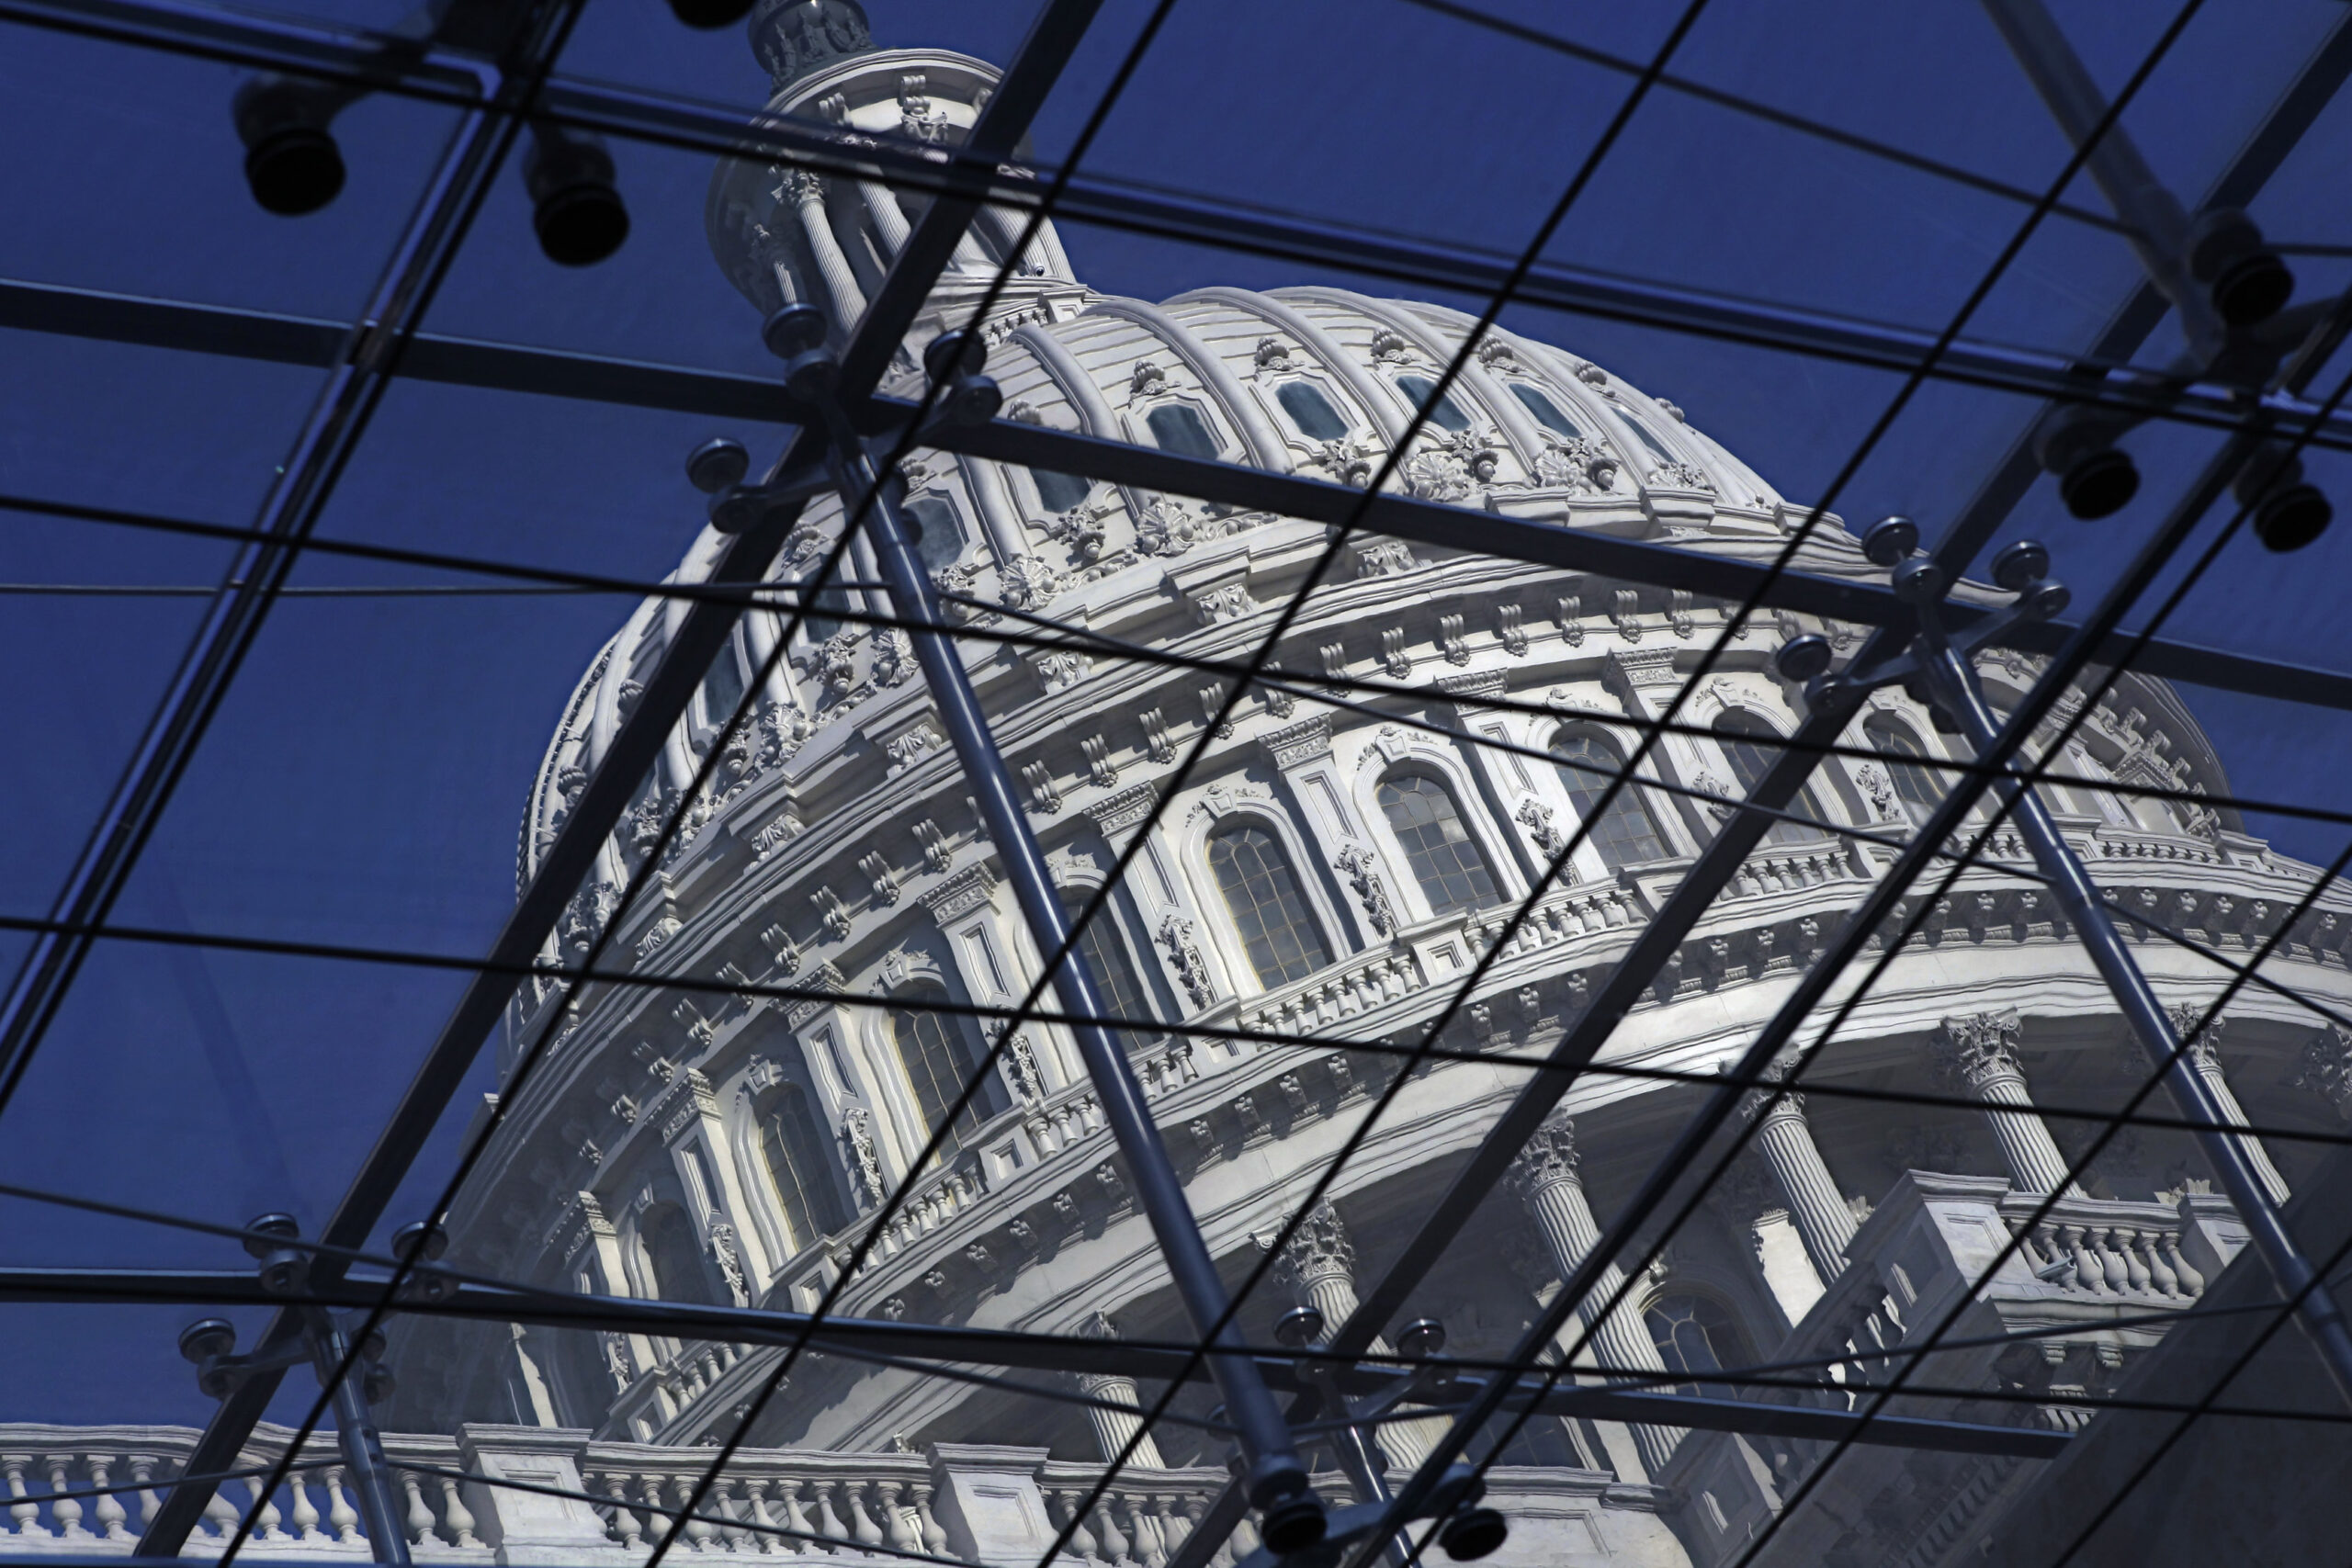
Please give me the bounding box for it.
[1917,632,2352,1406]
[1980,0,2211,344]
[823,432,1313,1519]
[302,1312,410,1564]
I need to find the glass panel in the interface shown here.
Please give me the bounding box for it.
[1064,897,1167,1052]
[891,991,1009,1159]
[1145,402,1221,457]
[1393,373,1472,432]
[1510,381,1588,439]
[1276,379,1351,441]
[1376,773,1499,915]
[1554,734,1671,867]
[1716,711,1833,843]
[760,1081,848,1252]
[1870,719,1949,828]
[905,496,967,570]
[700,633,746,729]
[1645,1293,1742,1398]
[1207,826,1331,987]
[1028,468,1094,513]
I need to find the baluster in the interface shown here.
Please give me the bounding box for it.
[673,1476,719,1552]
[910,1483,947,1556]
[812,1478,850,1551]
[1047,1489,1099,1562]
[324,1466,362,1545]
[711,1477,751,1554]
[401,1472,441,1549]
[2025,1222,2060,1275]
[2115,1226,2153,1292]
[2095,1227,2132,1293]
[883,1481,922,1555]
[1166,1495,1200,1556]
[2061,1224,2101,1292]
[439,1476,480,1551]
[242,1474,281,1542]
[48,1458,87,1539]
[1,1455,35,1538]
[1092,1490,1130,1566]
[86,1458,130,1541]
[2142,1230,2182,1297]
[742,1485,790,1561]
[1224,1503,1259,1563]
[779,1477,820,1553]
[1129,1495,1168,1568]
[2163,1231,2206,1296]
[283,1467,322,1541]
[845,1480,885,1548]
[127,1455,164,1537]
[594,1472,641,1550]
[202,1483,243,1541]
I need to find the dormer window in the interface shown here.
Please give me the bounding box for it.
[1394,373,1472,433]
[1510,383,1587,440]
[1275,380,1351,441]
[904,496,967,570]
[1146,403,1220,458]
[1029,468,1093,513]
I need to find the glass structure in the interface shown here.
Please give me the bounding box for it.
[1207,825,1332,987]
[1377,772,1500,914]
[1554,732,1672,867]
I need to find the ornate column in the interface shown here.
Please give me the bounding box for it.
[2172,1008,2290,1204]
[1266,1201,1436,1470]
[1734,1053,1858,1285]
[1071,1313,1166,1471]
[781,169,865,325]
[1504,1115,1680,1476]
[1930,1010,2077,1196]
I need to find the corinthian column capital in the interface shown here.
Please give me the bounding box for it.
[2297,1023,2352,1122]
[1506,1111,1582,1199]
[1268,1199,1356,1295]
[1731,1049,1805,1122]
[2165,1002,2225,1070]
[1932,1009,2027,1090]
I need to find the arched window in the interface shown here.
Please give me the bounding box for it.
[1393,373,1472,432]
[1276,380,1351,441]
[1146,403,1220,458]
[1868,718,1947,828]
[1062,895,1166,1053]
[1509,382,1587,440]
[1714,711,1831,843]
[1207,824,1331,987]
[640,1203,711,1304]
[1376,772,1499,915]
[891,988,1010,1158]
[904,496,967,571]
[760,1082,847,1251]
[1552,732,1670,868]
[1645,1292,1745,1399]
[1028,467,1092,513]
[701,637,746,729]
[798,581,854,645]
[1610,404,1682,468]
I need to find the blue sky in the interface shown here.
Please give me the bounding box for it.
[4,0,2351,1424]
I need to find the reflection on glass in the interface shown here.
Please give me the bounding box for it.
[892,988,1009,1158]
[1554,732,1671,867]
[1146,403,1221,457]
[760,1080,848,1250]
[1377,772,1499,914]
[1394,372,1472,432]
[1715,711,1831,843]
[1208,825,1331,986]
[1276,380,1351,441]
[1645,1292,1742,1397]
[1510,382,1586,439]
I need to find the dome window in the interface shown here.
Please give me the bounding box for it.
[905,496,967,570]
[1207,824,1331,987]
[1275,380,1351,442]
[1553,731,1671,867]
[1028,467,1093,513]
[760,1080,847,1251]
[1377,772,1499,915]
[1611,404,1683,467]
[1063,894,1167,1050]
[1393,373,1472,433]
[1867,717,1949,828]
[891,987,1010,1159]
[1645,1292,1746,1398]
[1715,710,1834,842]
[1510,382,1587,440]
[1145,402,1221,459]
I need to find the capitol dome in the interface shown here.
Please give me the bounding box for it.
[382,7,2352,1566]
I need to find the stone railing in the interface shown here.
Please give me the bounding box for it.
[1658,1171,2253,1568]
[1243,948,1429,1035]
[0,1427,1253,1566]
